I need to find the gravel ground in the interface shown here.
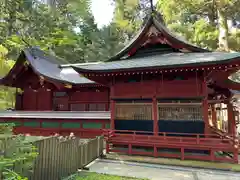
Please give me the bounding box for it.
[87,159,240,180]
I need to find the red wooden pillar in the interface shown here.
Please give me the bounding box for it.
[110,78,116,130]
[105,102,109,111]
[110,100,115,129]
[152,96,158,135]
[203,99,209,134]
[212,105,217,128]
[202,76,209,134]
[227,102,236,136]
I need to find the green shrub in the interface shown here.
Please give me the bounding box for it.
[0,123,38,180]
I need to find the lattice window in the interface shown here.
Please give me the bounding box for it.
[115,103,152,120]
[89,103,106,111]
[89,104,97,111]
[96,103,106,111]
[70,104,86,111]
[158,103,202,121]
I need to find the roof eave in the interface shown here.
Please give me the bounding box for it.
[24,49,97,86]
[72,57,240,74]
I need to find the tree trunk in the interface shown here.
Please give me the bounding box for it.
[217,8,229,51]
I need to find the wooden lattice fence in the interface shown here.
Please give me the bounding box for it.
[0,135,104,180]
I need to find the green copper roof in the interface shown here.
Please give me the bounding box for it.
[72,52,240,72]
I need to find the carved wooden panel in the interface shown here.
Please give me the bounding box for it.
[158,103,202,121]
[115,103,152,120]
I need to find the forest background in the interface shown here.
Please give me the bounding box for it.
[0,0,239,109]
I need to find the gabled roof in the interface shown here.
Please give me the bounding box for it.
[0,47,95,87]
[72,52,240,73]
[24,47,94,84]
[108,12,209,62]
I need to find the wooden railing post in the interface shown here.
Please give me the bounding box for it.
[110,100,115,129]
[128,144,132,155]
[154,146,157,157]
[210,149,215,161]
[227,102,236,136]
[202,76,210,135]
[133,131,136,140]
[211,105,217,128]
[152,96,158,135]
[181,148,184,160]
[233,138,239,163]
[163,132,166,141]
[196,134,200,144]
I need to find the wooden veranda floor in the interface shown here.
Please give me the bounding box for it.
[104,130,239,164]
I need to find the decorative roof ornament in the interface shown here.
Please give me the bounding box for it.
[39,76,45,86]
[64,84,72,89]
[150,0,154,13]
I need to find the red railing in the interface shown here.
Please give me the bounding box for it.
[12,126,239,163]
[104,129,239,163]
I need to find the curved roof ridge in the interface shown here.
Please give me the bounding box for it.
[0,47,96,87]
[108,11,209,62]
[107,15,153,62]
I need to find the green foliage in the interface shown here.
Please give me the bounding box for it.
[0,124,38,180]
[0,45,15,110]
[156,0,240,50]
[191,19,219,50]
[0,0,120,63]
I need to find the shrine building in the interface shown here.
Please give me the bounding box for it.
[72,11,240,163]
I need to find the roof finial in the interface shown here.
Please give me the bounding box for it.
[150,0,154,12]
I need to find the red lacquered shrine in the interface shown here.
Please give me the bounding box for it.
[0,47,110,138]
[72,12,240,163]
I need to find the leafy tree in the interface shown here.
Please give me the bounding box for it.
[156,0,240,51]
[0,45,15,110]
[0,124,38,180]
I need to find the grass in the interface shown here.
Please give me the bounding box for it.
[73,172,148,180]
[105,153,240,172]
